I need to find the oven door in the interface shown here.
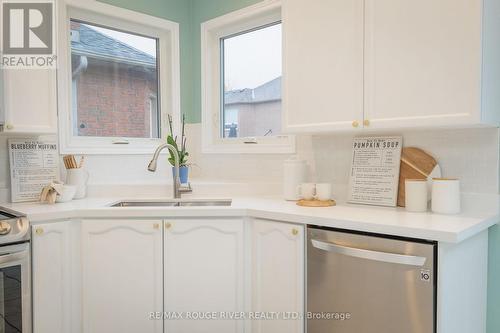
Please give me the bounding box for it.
[0,243,31,333]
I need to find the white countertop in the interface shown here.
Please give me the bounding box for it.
[2,193,498,243]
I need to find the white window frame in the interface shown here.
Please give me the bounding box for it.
[57,0,181,154]
[201,0,295,154]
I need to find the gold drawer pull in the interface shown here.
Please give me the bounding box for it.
[153,223,160,230]
[363,119,370,127]
[165,222,172,229]
[352,120,359,128]
[292,228,299,236]
[35,228,44,235]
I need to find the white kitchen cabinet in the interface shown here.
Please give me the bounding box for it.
[2,69,57,134]
[437,230,488,333]
[282,0,364,133]
[282,0,500,133]
[364,0,499,129]
[164,218,245,333]
[251,219,304,333]
[81,220,163,333]
[32,221,78,333]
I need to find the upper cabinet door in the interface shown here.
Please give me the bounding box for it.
[3,69,57,134]
[164,218,245,333]
[282,0,364,133]
[364,0,483,129]
[81,220,163,333]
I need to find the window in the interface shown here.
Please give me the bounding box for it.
[202,0,294,154]
[221,23,282,139]
[70,20,160,139]
[58,1,180,154]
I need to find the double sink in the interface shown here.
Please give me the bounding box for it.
[110,199,232,207]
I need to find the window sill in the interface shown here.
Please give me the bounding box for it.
[202,136,296,154]
[59,138,165,155]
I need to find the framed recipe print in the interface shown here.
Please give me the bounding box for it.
[9,139,59,202]
[348,136,403,207]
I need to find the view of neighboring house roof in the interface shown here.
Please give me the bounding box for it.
[71,23,156,67]
[225,77,281,105]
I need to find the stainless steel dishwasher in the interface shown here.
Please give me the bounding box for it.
[307,226,436,333]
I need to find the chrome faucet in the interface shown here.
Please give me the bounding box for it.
[147,143,187,199]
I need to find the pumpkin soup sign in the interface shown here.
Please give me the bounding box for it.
[348,136,403,207]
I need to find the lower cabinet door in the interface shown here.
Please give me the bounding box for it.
[32,221,72,333]
[81,220,163,333]
[251,219,305,333]
[164,218,245,333]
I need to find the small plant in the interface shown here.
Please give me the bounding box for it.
[167,114,189,167]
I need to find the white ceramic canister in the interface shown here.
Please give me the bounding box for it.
[405,179,428,212]
[283,156,308,201]
[66,168,89,199]
[431,178,461,214]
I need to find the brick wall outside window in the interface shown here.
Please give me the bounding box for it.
[75,61,158,138]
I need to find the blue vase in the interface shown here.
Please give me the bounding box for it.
[173,166,189,184]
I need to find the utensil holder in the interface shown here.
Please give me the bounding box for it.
[66,169,89,199]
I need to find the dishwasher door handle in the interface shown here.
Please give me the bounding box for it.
[311,239,427,267]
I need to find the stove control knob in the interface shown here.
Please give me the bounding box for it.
[0,222,12,235]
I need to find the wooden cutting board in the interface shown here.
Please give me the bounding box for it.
[397,147,440,207]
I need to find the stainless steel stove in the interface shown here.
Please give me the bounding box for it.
[0,206,31,333]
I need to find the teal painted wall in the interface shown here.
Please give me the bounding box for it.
[98,0,195,122]
[98,0,261,123]
[190,0,262,123]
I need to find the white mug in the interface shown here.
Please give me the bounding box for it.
[315,183,332,201]
[297,183,316,200]
[66,169,89,200]
[431,178,461,214]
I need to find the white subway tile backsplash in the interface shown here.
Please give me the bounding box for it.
[0,126,498,203]
[307,128,499,194]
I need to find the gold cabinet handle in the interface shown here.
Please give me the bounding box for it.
[165,222,172,229]
[292,228,299,236]
[352,120,359,128]
[35,228,44,235]
[363,119,370,127]
[5,124,13,130]
[153,223,160,230]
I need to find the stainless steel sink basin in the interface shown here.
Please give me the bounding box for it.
[110,199,232,207]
